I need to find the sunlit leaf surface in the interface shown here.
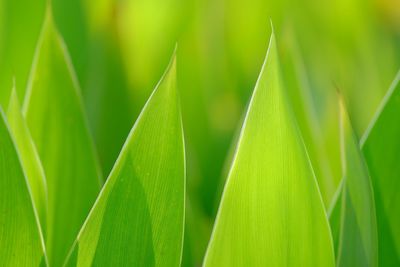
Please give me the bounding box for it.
[361,70,400,265]
[7,88,47,234]
[23,13,101,267]
[64,53,185,267]
[335,98,378,266]
[0,110,47,266]
[203,32,335,267]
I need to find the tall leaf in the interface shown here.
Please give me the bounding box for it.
[53,0,134,176]
[361,70,400,265]
[7,88,47,234]
[0,110,47,266]
[23,12,102,266]
[64,52,185,266]
[203,32,335,266]
[0,0,46,107]
[280,31,341,207]
[335,98,378,266]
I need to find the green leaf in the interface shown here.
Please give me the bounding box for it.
[335,98,378,266]
[51,0,134,177]
[280,32,341,207]
[64,52,185,266]
[23,12,102,266]
[203,32,335,266]
[0,110,47,266]
[361,70,400,265]
[327,179,344,257]
[83,31,134,178]
[0,0,46,107]
[7,88,48,235]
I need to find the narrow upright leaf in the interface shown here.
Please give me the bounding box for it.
[0,0,46,107]
[7,88,47,234]
[328,179,344,256]
[280,32,340,207]
[335,98,378,266]
[23,12,102,266]
[64,53,185,266]
[203,32,335,266]
[0,110,47,266]
[361,70,400,265]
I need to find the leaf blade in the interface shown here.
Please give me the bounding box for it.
[203,32,335,266]
[0,0,46,107]
[23,12,102,266]
[7,88,48,235]
[336,99,378,266]
[65,52,185,266]
[361,70,400,265]
[0,110,47,266]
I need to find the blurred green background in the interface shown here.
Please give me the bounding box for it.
[1,0,399,265]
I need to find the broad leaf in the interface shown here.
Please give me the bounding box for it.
[23,13,102,266]
[203,32,335,266]
[361,70,400,265]
[0,110,47,266]
[64,53,185,266]
[7,88,47,234]
[335,98,378,266]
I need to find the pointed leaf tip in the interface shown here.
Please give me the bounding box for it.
[0,109,47,266]
[64,52,185,267]
[7,87,48,237]
[9,86,18,106]
[149,49,178,107]
[165,48,177,81]
[23,12,102,266]
[269,19,275,35]
[203,32,334,266]
[335,100,378,267]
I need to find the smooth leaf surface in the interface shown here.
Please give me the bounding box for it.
[83,30,134,177]
[7,88,48,234]
[64,53,185,267]
[203,33,335,266]
[335,99,378,266]
[0,0,46,107]
[23,13,102,267]
[0,110,47,266]
[361,70,400,265]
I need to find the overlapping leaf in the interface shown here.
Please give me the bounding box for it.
[23,13,102,266]
[7,88,47,233]
[331,98,378,266]
[0,110,47,266]
[361,70,400,265]
[280,32,341,207]
[64,53,185,266]
[203,32,335,266]
[328,179,344,255]
[52,0,134,176]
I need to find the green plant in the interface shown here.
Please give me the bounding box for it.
[1,2,400,267]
